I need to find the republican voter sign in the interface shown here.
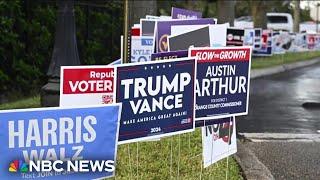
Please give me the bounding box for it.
[116,58,196,144]
[0,104,121,179]
[60,66,115,107]
[189,46,252,120]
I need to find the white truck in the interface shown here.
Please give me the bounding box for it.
[234,13,293,32]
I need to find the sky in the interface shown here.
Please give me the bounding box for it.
[300,0,320,9]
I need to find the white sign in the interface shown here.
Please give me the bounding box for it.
[171,24,227,47]
[131,36,154,62]
[60,66,115,107]
[202,117,237,168]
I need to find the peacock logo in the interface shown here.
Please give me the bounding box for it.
[9,160,28,173]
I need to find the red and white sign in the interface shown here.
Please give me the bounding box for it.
[60,66,116,107]
[189,47,251,63]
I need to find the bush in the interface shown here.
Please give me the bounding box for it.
[0,0,123,100]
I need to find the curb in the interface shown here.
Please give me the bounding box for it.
[250,58,320,79]
[235,140,275,180]
[236,58,320,179]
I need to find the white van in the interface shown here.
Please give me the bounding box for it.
[267,13,293,32]
[234,13,293,32]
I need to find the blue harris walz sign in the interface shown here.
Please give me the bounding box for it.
[116,58,196,144]
[0,104,121,179]
[189,47,252,120]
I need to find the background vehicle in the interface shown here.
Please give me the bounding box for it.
[234,13,293,32]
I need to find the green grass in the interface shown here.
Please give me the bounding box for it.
[0,96,40,110]
[0,96,243,180]
[252,51,320,69]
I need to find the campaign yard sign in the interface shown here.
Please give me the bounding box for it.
[168,26,210,51]
[254,28,262,50]
[171,7,202,19]
[140,19,156,36]
[226,28,244,46]
[60,66,115,107]
[116,58,196,144]
[151,50,188,61]
[195,118,230,128]
[0,104,121,179]
[253,29,273,56]
[155,18,216,53]
[131,36,154,63]
[244,28,255,46]
[189,46,252,120]
[169,24,227,50]
[202,117,237,168]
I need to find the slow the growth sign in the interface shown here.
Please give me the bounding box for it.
[116,58,196,144]
[189,46,252,120]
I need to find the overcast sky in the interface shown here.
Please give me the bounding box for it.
[301,0,320,9]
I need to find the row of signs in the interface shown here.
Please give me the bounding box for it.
[0,46,249,179]
[0,7,251,179]
[245,28,320,55]
[61,46,251,144]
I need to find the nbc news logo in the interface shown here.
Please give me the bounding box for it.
[9,160,28,173]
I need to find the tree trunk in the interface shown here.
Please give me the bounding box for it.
[129,0,157,25]
[293,0,300,32]
[251,0,267,29]
[217,0,235,26]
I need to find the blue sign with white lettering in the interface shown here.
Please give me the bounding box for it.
[116,58,196,144]
[0,104,121,179]
[189,47,251,120]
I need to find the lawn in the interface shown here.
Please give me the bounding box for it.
[0,97,244,180]
[252,50,320,69]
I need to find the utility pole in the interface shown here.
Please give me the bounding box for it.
[40,0,80,107]
[317,3,320,33]
[123,0,130,63]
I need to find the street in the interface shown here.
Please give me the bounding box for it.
[238,63,320,179]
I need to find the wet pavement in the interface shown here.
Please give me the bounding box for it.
[238,63,320,134]
[247,141,320,180]
[236,63,320,180]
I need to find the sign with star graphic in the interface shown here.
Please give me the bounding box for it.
[115,58,196,144]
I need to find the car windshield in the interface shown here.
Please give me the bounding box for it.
[267,16,288,23]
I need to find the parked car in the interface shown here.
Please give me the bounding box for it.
[234,13,293,32]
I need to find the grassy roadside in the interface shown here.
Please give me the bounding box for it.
[252,51,320,69]
[0,97,243,180]
[0,96,40,110]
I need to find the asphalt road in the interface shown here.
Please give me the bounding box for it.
[237,63,320,180]
[238,63,320,134]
